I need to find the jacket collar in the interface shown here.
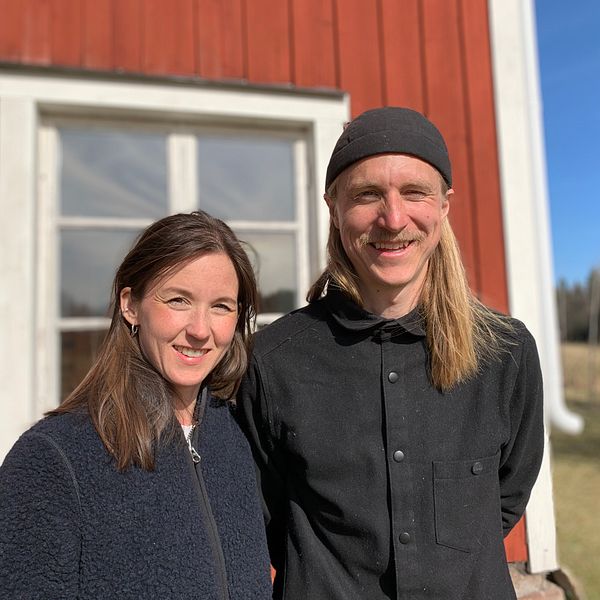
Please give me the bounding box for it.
[324,288,426,337]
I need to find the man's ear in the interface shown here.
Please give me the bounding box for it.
[441,188,453,220]
[119,287,138,326]
[324,193,339,229]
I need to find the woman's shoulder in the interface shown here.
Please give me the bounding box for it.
[27,408,93,441]
[6,409,102,469]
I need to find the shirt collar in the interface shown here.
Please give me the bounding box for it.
[324,288,426,337]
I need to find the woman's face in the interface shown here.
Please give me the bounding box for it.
[120,252,239,406]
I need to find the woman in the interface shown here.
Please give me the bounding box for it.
[0,211,272,599]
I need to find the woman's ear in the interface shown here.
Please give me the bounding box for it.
[119,287,138,326]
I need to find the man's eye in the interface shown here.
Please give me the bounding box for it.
[355,190,379,201]
[404,189,427,199]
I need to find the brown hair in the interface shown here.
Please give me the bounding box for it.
[308,181,512,391]
[50,211,258,470]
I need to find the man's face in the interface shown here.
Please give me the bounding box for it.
[326,153,451,313]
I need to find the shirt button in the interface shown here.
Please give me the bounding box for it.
[471,461,484,475]
[388,371,399,383]
[399,532,411,544]
[393,450,405,462]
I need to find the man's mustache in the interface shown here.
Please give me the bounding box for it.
[358,231,426,247]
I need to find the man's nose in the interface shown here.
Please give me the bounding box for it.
[377,195,409,232]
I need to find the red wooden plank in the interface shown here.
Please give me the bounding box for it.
[505,517,529,563]
[459,0,508,312]
[82,0,114,70]
[459,0,528,562]
[421,0,477,289]
[335,0,384,116]
[196,0,245,80]
[22,0,52,64]
[142,0,196,76]
[51,0,83,67]
[245,0,291,84]
[0,0,26,60]
[379,0,424,111]
[114,0,142,72]
[290,0,336,89]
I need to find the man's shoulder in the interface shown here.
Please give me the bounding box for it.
[252,299,330,358]
[478,311,539,367]
[494,314,537,348]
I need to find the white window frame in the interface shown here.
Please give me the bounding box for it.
[0,69,349,459]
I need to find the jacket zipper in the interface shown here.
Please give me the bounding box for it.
[187,393,230,600]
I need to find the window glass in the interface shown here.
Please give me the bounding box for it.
[47,121,308,412]
[60,229,141,317]
[61,330,107,399]
[58,127,168,218]
[197,134,295,221]
[239,232,297,313]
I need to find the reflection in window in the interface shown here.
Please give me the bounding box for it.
[240,232,296,314]
[197,133,301,313]
[197,134,295,221]
[61,229,141,318]
[61,330,107,400]
[59,128,168,218]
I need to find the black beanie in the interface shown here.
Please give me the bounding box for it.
[325,107,452,190]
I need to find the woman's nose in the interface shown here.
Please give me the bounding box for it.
[186,310,211,340]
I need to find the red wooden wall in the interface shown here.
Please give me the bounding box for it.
[0,0,525,561]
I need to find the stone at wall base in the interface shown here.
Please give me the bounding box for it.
[548,567,587,600]
[509,563,567,599]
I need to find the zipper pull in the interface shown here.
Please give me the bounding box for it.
[190,445,201,463]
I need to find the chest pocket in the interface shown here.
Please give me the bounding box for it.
[432,452,502,553]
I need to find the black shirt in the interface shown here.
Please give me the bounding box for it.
[238,290,544,599]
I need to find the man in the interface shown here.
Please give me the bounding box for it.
[238,107,544,599]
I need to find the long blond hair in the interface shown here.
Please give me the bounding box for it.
[307,190,511,391]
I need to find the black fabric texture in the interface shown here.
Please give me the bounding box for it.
[325,106,452,189]
[0,395,272,600]
[237,289,545,600]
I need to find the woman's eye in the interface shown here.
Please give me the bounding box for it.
[167,297,187,306]
[214,303,236,313]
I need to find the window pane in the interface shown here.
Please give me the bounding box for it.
[58,127,168,218]
[61,229,140,317]
[197,135,295,221]
[61,330,107,400]
[239,232,296,313]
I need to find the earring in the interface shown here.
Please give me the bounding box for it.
[130,324,139,337]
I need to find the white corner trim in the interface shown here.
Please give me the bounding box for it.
[526,432,558,572]
[488,0,577,573]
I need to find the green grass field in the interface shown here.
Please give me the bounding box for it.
[551,344,600,599]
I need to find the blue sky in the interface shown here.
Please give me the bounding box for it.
[535,0,600,285]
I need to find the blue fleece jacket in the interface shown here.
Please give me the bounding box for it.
[0,395,272,600]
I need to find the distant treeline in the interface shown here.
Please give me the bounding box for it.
[556,268,600,342]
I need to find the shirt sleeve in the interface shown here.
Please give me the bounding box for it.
[0,431,81,597]
[498,326,545,536]
[236,355,288,571]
